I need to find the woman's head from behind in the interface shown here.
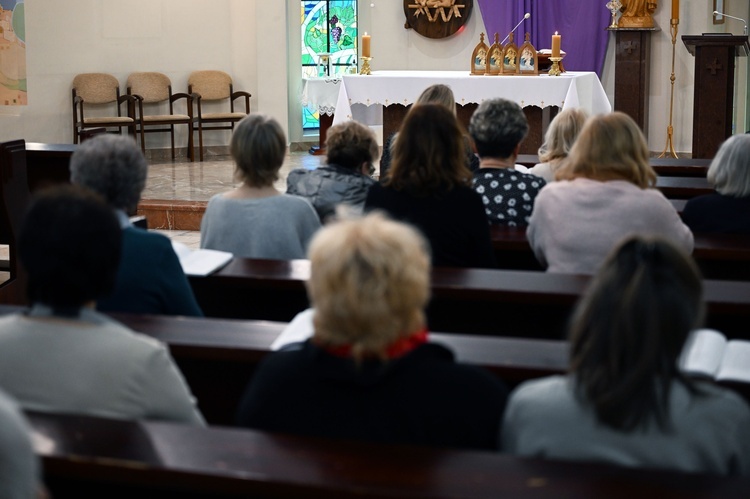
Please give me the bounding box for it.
[469,98,529,160]
[231,114,286,187]
[20,185,122,313]
[307,213,431,360]
[569,236,704,431]
[707,134,750,197]
[326,120,379,173]
[69,134,148,214]
[558,112,655,188]
[538,108,589,164]
[415,84,456,116]
[387,104,470,194]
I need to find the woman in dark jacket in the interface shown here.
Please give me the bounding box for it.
[287,120,378,222]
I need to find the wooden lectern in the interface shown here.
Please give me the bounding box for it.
[682,35,749,159]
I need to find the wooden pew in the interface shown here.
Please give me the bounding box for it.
[490,225,750,281]
[655,176,713,199]
[189,259,750,339]
[28,411,750,498]
[0,140,32,305]
[25,142,76,192]
[516,154,711,177]
[0,304,567,425]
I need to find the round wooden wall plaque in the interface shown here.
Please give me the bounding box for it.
[403,0,474,39]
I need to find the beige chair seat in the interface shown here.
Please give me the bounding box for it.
[142,114,191,122]
[84,116,134,124]
[200,112,247,120]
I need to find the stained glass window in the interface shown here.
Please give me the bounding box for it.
[301,0,357,129]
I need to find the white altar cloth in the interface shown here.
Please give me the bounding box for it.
[332,71,611,126]
[301,77,342,116]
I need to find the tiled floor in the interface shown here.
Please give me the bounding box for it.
[144,151,325,249]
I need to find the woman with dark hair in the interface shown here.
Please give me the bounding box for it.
[379,84,479,178]
[502,236,750,475]
[364,104,495,268]
[286,120,378,222]
[0,186,204,425]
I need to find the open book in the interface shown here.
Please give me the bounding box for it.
[679,329,750,384]
[171,241,233,277]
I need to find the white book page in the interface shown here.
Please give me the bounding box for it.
[171,241,233,276]
[679,329,727,378]
[716,341,750,383]
[270,308,315,351]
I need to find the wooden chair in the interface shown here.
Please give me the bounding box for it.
[127,72,194,162]
[71,73,137,144]
[188,70,251,161]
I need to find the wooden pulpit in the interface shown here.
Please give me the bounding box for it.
[682,35,749,159]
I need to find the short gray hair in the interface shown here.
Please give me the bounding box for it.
[69,135,147,213]
[708,134,750,197]
[469,98,528,159]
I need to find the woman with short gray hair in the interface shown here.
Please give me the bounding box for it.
[70,134,203,316]
[682,134,750,233]
[469,98,545,226]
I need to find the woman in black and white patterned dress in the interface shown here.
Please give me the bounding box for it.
[469,98,545,226]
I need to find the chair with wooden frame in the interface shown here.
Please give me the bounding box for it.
[188,70,251,161]
[127,72,194,162]
[71,73,137,144]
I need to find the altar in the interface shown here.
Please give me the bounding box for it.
[330,70,611,154]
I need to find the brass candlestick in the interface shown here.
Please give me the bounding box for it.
[548,56,563,76]
[360,57,372,76]
[658,19,679,158]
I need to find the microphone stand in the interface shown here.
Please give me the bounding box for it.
[502,14,530,45]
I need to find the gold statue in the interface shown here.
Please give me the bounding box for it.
[618,0,657,28]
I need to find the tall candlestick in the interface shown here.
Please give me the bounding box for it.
[551,32,561,58]
[362,33,371,58]
[671,0,679,20]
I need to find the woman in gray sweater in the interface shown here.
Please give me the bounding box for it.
[502,236,750,475]
[201,114,321,259]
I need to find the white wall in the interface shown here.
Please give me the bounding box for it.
[2,1,748,155]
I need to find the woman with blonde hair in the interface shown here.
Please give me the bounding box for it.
[503,236,750,475]
[236,213,507,449]
[527,112,692,274]
[528,108,588,183]
[682,134,750,233]
[200,114,321,259]
[365,104,495,268]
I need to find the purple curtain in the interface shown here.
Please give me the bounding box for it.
[475,0,611,76]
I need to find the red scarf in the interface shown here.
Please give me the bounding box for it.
[320,328,429,359]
